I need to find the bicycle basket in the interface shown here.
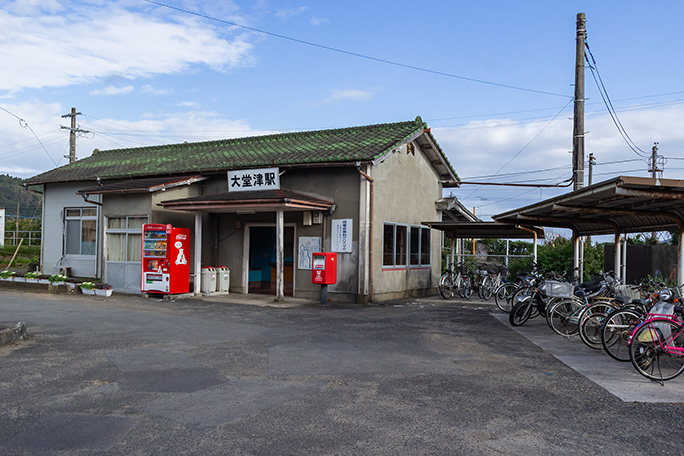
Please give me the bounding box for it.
[543,280,574,298]
[616,284,640,300]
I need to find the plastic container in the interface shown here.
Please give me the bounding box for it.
[217,266,230,293]
[201,267,217,295]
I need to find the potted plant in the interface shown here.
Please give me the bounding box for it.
[0,270,15,281]
[24,271,41,283]
[80,281,96,295]
[48,274,69,286]
[38,274,51,285]
[94,282,113,297]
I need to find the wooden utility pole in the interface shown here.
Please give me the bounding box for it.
[573,13,586,191]
[61,107,90,164]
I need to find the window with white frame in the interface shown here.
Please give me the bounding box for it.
[410,225,431,266]
[383,222,407,267]
[106,216,147,262]
[65,208,97,256]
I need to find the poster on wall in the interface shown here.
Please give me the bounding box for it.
[331,219,353,253]
[298,236,321,269]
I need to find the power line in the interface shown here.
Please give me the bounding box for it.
[143,0,571,99]
[584,42,649,157]
[0,105,58,166]
[461,98,574,199]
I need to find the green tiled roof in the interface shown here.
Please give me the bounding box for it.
[25,117,458,185]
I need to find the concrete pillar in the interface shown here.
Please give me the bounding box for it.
[275,209,284,301]
[193,211,202,295]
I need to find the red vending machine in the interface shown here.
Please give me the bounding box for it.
[141,224,190,294]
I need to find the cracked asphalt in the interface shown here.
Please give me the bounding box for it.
[1,290,682,455]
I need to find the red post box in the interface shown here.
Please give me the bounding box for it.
[312,252,337,285]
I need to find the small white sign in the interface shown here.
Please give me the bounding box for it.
[227,167,280,192]
[331,219,352,253]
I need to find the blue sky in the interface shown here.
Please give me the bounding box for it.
[2,0,684,222]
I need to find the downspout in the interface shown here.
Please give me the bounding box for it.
[358,165,374,302]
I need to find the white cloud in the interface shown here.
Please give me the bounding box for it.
[90,85,135,96]
[275,6,307,20]
[310,16,329,26]
[311,89,375,106]
[0,2,255,93]
[435,104,684,218]
[0,100,277,178]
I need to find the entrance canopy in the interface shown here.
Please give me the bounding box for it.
[159,189,334,213]
[493,176,684,236]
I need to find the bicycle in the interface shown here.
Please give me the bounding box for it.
[628,302,684,382]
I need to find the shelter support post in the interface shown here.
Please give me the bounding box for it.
[573,233,581,284]
[621,237,627,285]
[275,209,284,302]
[579,237,585,282]
[194,211,202,295]
[614,232,621,283]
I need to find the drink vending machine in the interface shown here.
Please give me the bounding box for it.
[141,224,190,294]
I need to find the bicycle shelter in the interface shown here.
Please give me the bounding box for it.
[421,221,544,269]
[492,176,684,286]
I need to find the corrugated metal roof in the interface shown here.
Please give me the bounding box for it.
[493,176,684,235]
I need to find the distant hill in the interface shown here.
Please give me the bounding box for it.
[0,174,42,218]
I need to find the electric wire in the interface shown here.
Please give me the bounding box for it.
[0,106,58,166]
[143,0,571,99]
[461,97,574,201]
[585,42,649,157]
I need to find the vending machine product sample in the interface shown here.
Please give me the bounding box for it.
[141,224,190,294]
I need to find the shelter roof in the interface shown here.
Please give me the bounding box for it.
[422,221,544,239]
[24,117,458,186]
[493,176,684,236]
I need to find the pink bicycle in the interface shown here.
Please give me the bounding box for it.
[628,303,684,382]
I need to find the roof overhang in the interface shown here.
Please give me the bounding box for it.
[159,189,335,214]
[493,176,684,236]
[77,175,207,196]
[422,221,544,239]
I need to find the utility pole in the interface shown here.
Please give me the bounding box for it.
[61,107,90,164]
[649,142,662,178]
[573,12,586,191]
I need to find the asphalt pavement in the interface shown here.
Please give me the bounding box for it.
[1,290,683,455]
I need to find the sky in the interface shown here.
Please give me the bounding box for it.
[2,0,684,223]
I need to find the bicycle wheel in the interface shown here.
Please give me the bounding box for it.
[480,276,493,301]
[629,318,684,382]
[547,299,581,337]
[512,287,539,320]
[509,296,534,326]
[495,283,518,313]
[601,308,642,362]
[439,273,453,300]
[462,275,474,300]
[579,311,609,350]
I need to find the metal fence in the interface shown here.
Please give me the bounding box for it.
[3,231,42,246]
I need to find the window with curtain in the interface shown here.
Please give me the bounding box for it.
[106,216,146,262]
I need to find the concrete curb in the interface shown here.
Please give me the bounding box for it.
[0,322,28,347]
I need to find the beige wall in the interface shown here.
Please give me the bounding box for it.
[370,142,442,300]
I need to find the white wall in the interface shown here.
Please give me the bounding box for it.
[42,182,99,277]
